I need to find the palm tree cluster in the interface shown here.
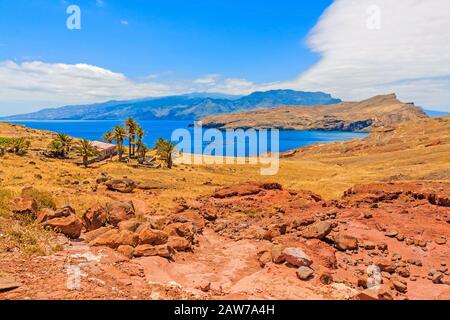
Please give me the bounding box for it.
[102,117,148,163]
[154,138,176,169]
[47,133,73,158]
[0,137,31,156]
[74,139,100,167]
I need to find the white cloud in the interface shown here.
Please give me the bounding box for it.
[276,0,450,112]
[96,0,104,7]
[120,20,129,26]
[0,61,258,116]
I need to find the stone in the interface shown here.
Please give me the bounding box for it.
[377,242,388,251]
[90,229,121,249]
[118,220,142,232]
[396,267,410,278]
[167,236,191,252]
[319,273,333,285]
[283,247,312,267]
[271,245,285,264]
[297,266,314,281]
[105,178,137,193]
[385,230,398,238]
[435,237,447,245]
[164,223,196,243]
[258,251,272,268]
[11,197,38,218]
[138,228,169,245]
[0,275,20,292]
[117,245,134,259]
[116,230,139,247]
[83,205,108,231]
[41,214,83,238]
[334,233,359,251]
[291,217,315,229]
[393,280,407,293]
[36,206,75,224]
[363,212,373,219]
[432,272,444,284]
[106,201,136,227]
[376,259,397,273]
[133,244,174,259]
[299,221,333,239]
[83,226,113,243]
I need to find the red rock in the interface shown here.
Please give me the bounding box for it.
[164,223,196,243]
[283,247,313,267]
[138,228,169,245]
[133,244,174,258]
[117,245,134,259]
[116,230,139,247]
[106,201,135,227]
[376,259,397,273]
[41,214,83,239]
[297,266,314,281]
[334,233,359,251]
[258,251,272,268]
[82,205,108,231]
[299,221,333,239]
[90,229,120,249]
[11,197,38,218]
[118,220,141,232]
[105,179,137,193]
[167,236,191,252]
[36,206,74,224]
[212,183,262,198]
[271,245,285,264]
[83,226,113,243]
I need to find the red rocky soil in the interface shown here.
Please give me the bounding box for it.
[1,181,449,300]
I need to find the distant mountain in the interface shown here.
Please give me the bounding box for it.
[1,90,341,121]
[201,93,429,132]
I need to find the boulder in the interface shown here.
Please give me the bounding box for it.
[133,244,175,258]
[41,214,83,239]
[0,274,21,292]
[117,245,134,259]
[83,226,113,243]
[283,247,313,267]
[106,201,135,226]
[271,245,285,264]
[164,222,196,243]
[376,259,397,273]
[118,220,142,232]
[334,233,359,251]
[258,251,272,268]
[36,206,74,224]
[297,266,314,281]
[299,221,333,239]
[116,230,139,247]
[138,228,169,245]
[82,205,108,231]
[171,211,205,231]
[90,229,121,249]
[11,197,38,218]
[167,236,192,252]
[105,179,137,193]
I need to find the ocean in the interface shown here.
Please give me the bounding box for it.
[5,120,368,156]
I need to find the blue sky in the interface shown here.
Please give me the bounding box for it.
[0,0,449,115]
[0,0,331,83]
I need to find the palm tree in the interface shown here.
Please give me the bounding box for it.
[154,138,176,169]
[135,126,145,161]
[113,125,127,161]
[74,139,99,167]
[102,131,114,143]
[11,138,31,155]
[125,117,138,158]
[48,139,65,158]
[55,133,73,158]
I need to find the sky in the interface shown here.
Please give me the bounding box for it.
[0,0,449,116]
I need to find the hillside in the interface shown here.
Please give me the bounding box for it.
[0,90,341,121]
[201,94,428,131]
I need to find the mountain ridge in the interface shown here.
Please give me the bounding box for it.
[200,93,429,132]
[1,90,341,121]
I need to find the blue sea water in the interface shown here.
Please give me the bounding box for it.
[4,120,368,156]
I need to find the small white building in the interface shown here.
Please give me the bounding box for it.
[90,141,117,161]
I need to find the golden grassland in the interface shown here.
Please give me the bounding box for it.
[0,117,449,256]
